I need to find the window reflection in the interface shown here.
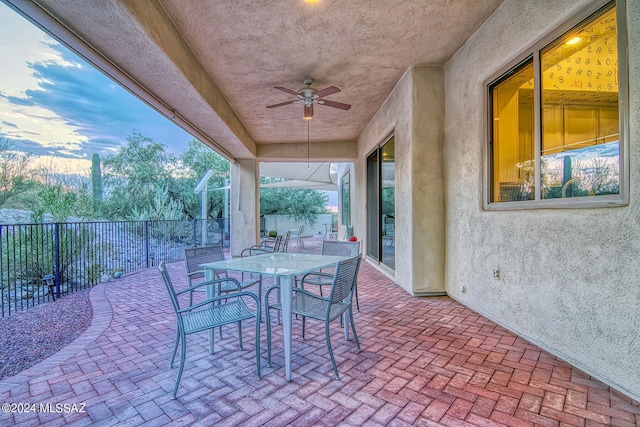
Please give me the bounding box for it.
[490,59,535,202]
[381,138,395,270]
[541,4,619,198]
[488,1,621,204]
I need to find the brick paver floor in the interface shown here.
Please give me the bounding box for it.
[1,238,638,426]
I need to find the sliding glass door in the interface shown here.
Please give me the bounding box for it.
[366,135,395,270]
[366,149,379,262]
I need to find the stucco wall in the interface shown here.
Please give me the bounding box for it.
[230,159,259,257]
[355,67,446,295]
[263,214,333,237]
[444,0,640,400]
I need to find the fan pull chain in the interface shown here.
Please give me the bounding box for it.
[307,119,310,167]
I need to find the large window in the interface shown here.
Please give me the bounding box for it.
[486,0,628,208]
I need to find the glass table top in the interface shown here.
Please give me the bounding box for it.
[200,252,350,276]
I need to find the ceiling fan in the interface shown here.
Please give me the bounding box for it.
[266,78,351,119]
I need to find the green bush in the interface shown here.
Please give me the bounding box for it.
[268,230,277,238]
[1,223,100,291]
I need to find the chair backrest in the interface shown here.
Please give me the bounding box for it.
[184,245,225,280]
[293,224,304,237]
[158,261,181,313]
[270,235,283,253]
[279,230,291,252]
[321,240,360,257]
[328,255,362,305]
[384,223,395,237]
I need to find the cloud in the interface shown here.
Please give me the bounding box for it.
[0,3,194,162]
[1,120,18,129]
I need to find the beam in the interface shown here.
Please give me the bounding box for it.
[256,140,358,162]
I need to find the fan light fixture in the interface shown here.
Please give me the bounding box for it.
[266,78,351,120]
[304,104,313,120]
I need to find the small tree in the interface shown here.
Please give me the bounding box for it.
[0,137,32,206]
[102,132,178,218]
[177,139,229,218]
[260,178,328,225]
[33,184,97,222]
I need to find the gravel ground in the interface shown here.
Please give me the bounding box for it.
[0,289,93,380]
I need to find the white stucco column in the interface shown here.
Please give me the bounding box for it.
[230,159,259,257]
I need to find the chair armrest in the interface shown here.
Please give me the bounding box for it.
[264,285,281,306]
[257,239,275,248]
[300,271,333,285]
[187,269,222,283]
[187,270,204,277]
[242,247,272,257]
[291,286,330,302]
[248,243,271,250]
[179,289,260,313]
[175,277,242,295]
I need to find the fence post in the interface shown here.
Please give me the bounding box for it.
[0,226,3,317]
[193,219,197,247]
[144,220,150,268]
[54,223,61,299]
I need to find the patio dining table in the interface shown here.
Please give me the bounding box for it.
[200,252,352,381]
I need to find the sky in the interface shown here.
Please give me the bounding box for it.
[0,3,338,206]
[0,2,194,174]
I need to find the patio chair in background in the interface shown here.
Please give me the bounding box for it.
[300,240,362,310]
[241,230,291,256]
[184,246,261,304]
[158,261,261,399]
[241,234,283,257]
[383,223,395,246]
[264,255,362,380]
[289,224,305,251]
[280,230,291,253]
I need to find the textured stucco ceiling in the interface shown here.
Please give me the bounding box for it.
[25,0,503,160]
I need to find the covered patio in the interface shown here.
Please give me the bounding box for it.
[2,0,639,418]
[1,237,637,426]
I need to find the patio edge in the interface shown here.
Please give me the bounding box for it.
[0,281,113,393]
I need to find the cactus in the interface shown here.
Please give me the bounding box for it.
[91,153,103,201]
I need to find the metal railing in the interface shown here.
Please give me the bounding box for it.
[0,218,228,317]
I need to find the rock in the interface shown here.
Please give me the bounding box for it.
[100,273,112,283]
[20,286,34,299]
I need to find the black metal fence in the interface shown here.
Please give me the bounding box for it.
[0,218,228,317]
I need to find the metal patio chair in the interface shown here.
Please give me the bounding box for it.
[158,261,261,399]
[300,240,362,310]
[240,234,283,257]
[279,230,291,253]
[264,255,362,379]
[289,224,305,251]
[184,245,261,304]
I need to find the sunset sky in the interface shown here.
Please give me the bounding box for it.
[0,2,194,173]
